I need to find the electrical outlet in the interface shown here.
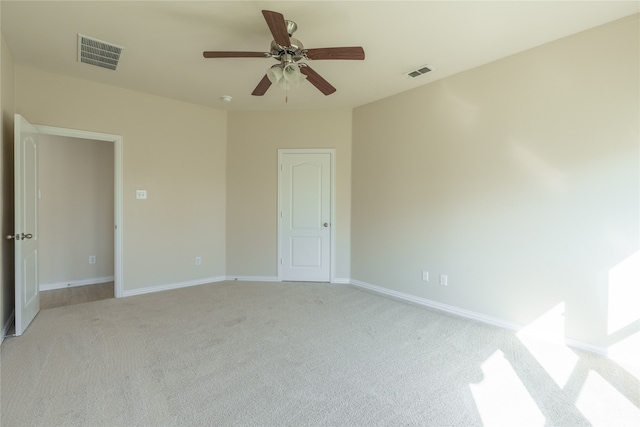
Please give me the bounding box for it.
[89,255,96,264]
[440,274,448,286]
[422,270,429,281]
[195,256,202,266]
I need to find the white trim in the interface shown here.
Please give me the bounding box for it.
[349,279,609,358]
[33,124,124,299]
[226,276,280,282]
[563,337,610,357]
[277,148,336,283]
[330,151,336,284]
[39,276,115,291]
[113,135,124,298]
[121,276,226,297]
[331,278,351,284]
[1,310,15,345]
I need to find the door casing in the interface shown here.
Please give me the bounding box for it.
[34,124,123,298]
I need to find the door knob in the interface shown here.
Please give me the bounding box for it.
[6,233,33,240]
[323,223,329,228]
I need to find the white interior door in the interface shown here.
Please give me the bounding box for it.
[12,114,40,335]
[279,150,332,282]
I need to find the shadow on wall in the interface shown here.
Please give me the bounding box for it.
[2,112,16,325]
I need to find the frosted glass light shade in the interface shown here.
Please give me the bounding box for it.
[267,63,306,90]
[267,66,283,84]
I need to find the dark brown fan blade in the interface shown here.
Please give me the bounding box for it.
[300,66,336,95]
[305,47,365,60]
[203,51,269,58]
[262,10,291,47]
[251,75,272,96]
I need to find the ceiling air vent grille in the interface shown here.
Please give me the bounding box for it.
[406,65,433,78]
[78,34,124,71]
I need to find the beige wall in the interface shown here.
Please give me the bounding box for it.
[15,66,227,292]
[226,110,351,280]
[1,33,15,332]
[352,15,639,348]
[38,135,114,286]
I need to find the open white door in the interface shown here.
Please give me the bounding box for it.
[10,114,40,336]
[279,150,332,282]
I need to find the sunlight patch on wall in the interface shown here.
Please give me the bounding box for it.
[516,302,578,388]
[575,370,640,426]
[608,250,640,334]
[469,350,545,426]
[509,141,567,194]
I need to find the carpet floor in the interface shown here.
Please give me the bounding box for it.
[1,281,638,426]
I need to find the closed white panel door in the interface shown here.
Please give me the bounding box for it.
[279,151,331,282]
[13,114,40,336]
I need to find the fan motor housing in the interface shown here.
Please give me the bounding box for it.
[270,37,304,62]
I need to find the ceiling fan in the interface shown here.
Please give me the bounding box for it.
[203,10,365,97]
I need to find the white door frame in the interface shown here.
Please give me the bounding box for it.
[34,124,124,298]
[277,148,336,282]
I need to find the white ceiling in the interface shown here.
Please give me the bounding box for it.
[2,1,638,111]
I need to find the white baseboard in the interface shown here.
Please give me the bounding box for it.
[225,276,280,282]
[563,337,610,357]
[225,276,351,284]
[121,276,227,297]
[1,310,15,345]
[40,276,115,291]
[349,279,609,358]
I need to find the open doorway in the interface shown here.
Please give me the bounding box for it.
[38,134,114,309]
[33,124,123,305]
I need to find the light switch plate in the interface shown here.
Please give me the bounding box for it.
[136,190,147,200]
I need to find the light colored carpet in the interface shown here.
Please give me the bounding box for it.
[1,281,638,426]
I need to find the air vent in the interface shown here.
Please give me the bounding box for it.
[406,65,433,78]
[77,34,124,71]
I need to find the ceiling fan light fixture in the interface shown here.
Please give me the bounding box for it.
[267,63,306,90]
[267,64,284,85]
[203,10,364,98]
[283,63,306,85]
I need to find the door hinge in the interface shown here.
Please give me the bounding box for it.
[280,258,283,265]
